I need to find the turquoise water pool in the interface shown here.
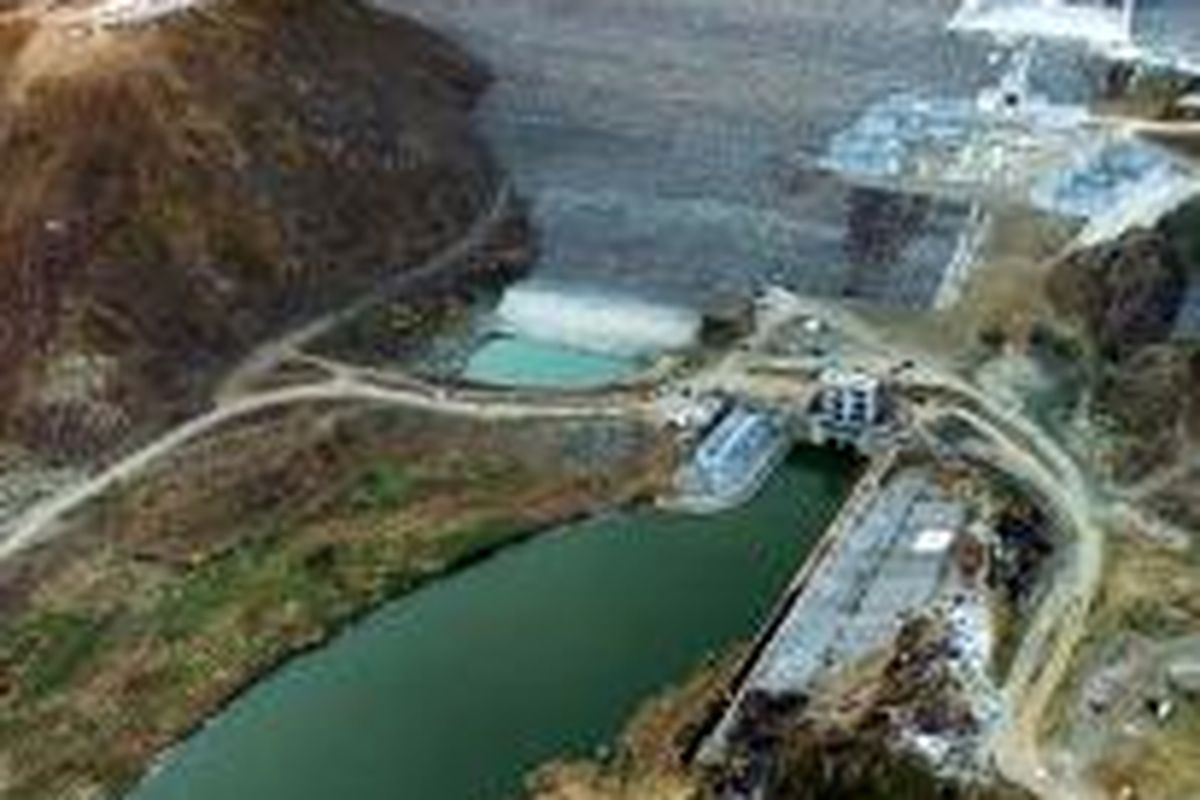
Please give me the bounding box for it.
[462,336,637,388]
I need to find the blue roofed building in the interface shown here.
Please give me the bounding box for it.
[671,405,790,513]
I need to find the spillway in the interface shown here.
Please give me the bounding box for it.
[494,283,701,357]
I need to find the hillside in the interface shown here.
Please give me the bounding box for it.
[1046,199,1200,486]
[0,0,499,461]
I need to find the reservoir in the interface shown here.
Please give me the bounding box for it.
[463,335,637,388]
[128,448,857,800]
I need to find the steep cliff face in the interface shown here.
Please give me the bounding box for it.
[0,0,496,459]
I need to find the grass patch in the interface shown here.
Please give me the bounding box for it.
[153,540,277,641]
[344,462,417,513]
[0,402,663,799]
[430,518,523,565]
[0,612,110,698]
[1116,597,1194,640]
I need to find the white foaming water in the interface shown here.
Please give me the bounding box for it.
[494,283,701,358]
[69,0,203,28]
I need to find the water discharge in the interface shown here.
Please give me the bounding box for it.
[495,283,701,358]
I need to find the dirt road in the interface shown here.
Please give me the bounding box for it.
[0,371,651,562]
[216,182,514,403]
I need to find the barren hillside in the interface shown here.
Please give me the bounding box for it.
[0,0,498,461]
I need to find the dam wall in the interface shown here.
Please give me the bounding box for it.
[494,282,702,357]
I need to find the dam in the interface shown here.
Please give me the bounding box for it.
[129,1,1200,797]
[374,0,1001,311]
[460,282,701,387]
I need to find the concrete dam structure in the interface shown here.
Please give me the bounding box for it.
[494,283,702,358]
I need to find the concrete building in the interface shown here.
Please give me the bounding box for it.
[818,368,882,428]
[670,405,790,513]
[809,368,894,451]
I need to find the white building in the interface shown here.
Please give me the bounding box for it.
[811,368,893,450]
[818,368,883,427]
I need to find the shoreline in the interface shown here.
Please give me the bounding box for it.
[121,446,860,800]
[121,482,661,799]
[685,447,885,763]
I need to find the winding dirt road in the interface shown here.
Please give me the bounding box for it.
[0,373,653,562]
[217,182,515,403]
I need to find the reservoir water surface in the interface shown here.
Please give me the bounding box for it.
[463,335,637,388]
[128,449,857,800]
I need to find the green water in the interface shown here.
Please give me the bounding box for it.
[463,336,636,388]
[128,449,856,800]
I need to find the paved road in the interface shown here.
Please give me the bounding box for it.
[927,403,1104,800]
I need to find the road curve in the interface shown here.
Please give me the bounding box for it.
[0,375,653,563]
[216,181,515,404]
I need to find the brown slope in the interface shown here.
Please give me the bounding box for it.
[0,0,497,460]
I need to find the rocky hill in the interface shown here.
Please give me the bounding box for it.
[0,0,498,461]
[1047,200,1200,485]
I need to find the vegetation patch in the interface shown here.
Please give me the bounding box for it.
[0,611,110,699]
[344,462,418,513]
[0,406,669,799]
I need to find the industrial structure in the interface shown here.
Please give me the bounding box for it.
[698,463,997,771]
[751,469,968,696]
[808,367,897,453]
[670,404,790,514]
